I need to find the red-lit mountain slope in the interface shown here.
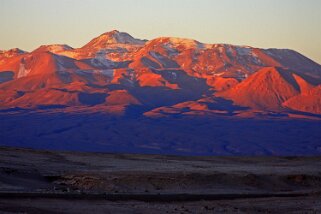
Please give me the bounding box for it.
[0,30,320,117]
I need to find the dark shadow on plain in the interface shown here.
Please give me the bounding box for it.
[0,107,27,113]
[36,105,68,110]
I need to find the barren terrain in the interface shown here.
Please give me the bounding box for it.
[0,147,321,213]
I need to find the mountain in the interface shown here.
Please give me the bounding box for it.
[32,44,74,54]
[0,30,320,117]
[82,30,147,50]
[0,48,26,59]
[217,67,314,110]
[283,85,321,114]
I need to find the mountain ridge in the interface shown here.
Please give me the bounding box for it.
[0,30,320,117]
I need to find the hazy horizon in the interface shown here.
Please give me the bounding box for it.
[1,0,321,63]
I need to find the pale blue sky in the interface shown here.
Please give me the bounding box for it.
[1,0,320,63]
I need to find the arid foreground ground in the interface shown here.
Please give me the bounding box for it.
[0,147,321,213]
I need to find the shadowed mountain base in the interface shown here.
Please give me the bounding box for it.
[0,112,320,156]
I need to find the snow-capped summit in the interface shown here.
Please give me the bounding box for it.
[0,48,27,58]
[33,44,74,53]
[81,30,147,50]
[145,37,206,51]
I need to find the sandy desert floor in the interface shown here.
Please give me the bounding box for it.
[0,147,321,213]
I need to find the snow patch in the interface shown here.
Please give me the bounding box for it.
[17,63,31,78]
[0,48,26,58]
[95,31,146,46]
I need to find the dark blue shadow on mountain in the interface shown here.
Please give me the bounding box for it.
[156,69,210,94]
[205,97,249,115]
[276,67,321,90]
[127,69,211,108]
[141,57,161,69]
[78,92,107,106]
[277,68,301,91]
[0,71,14,83]
[75,70,96,82]
[52,88,77,93]
[53,53,78,69]
[56,71,72,84]
[106,84,127,91]
[264,49,321,80]
[128,86,201,107]
[149,52,180,68]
